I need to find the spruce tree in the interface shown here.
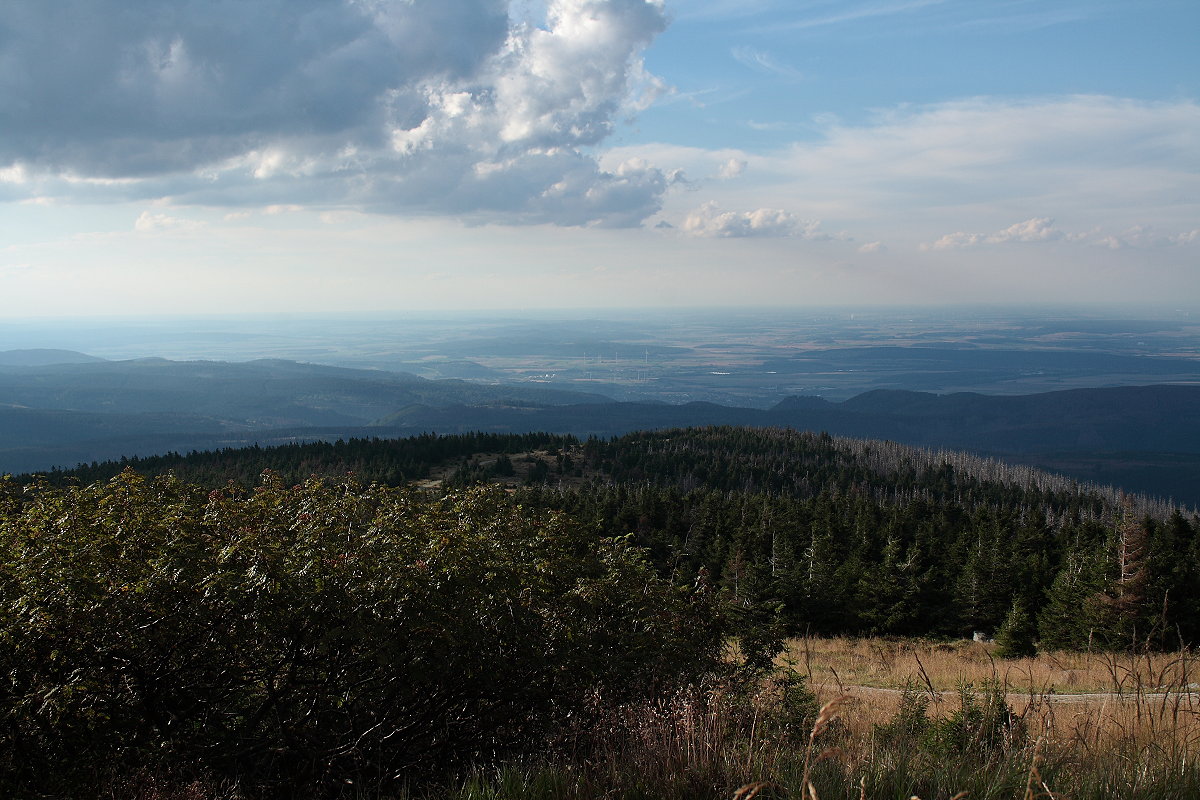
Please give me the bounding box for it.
[994,597,1037,658]
[1038,549,1107,651]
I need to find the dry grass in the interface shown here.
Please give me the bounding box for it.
[783,635,1200,696]
[777,636,1200,790]
[87,640,1200,799]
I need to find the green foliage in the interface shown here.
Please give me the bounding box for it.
[770,670,820,741]
[929,681,1022,756]
[29,431,577,490]
[873,682,932,745]
[0,472,725,796]
[994,597,1038,658]
[21,426,1200,652]
[874,679,1021,761]
[1037,548,1109,651]
[732,600,786,676]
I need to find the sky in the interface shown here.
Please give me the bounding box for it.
[0,0,1197,315]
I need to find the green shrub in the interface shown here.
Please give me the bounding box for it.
[769,670,820,742]
[874,679,1021,759]
[0,472,725,796]
[928,681,1022,757]
[873,682,932,745]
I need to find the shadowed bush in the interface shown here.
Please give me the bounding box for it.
[0,472,725,797]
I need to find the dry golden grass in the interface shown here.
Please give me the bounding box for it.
[779,636,1200,770]
[783,635,1200,695]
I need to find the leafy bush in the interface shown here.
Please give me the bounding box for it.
[0,472,725,796]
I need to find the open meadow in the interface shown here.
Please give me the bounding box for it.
[784,637,1200,795]
[431,638,1200,800]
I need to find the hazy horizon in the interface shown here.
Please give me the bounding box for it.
[5,304,1198,394]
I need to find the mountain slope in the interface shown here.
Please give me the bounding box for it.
[362,384,1200,455]
[22,427,1198,650]
[0,349,106,366]
[0,357,608,472]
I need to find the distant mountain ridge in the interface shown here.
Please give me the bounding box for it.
[0,355,1197,503]
[370,384,1200,455]
[0,356,606,423]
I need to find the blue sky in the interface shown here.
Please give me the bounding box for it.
[636,0,1198,146]
[1,0,1197,314]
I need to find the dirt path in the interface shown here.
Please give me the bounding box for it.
[837,684,1200,707]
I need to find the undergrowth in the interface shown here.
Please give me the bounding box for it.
[88,664,1200,800]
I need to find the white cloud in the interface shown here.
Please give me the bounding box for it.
[681,201,824,238]
[133,211,206,233]
[926,218,1200,251]
[0,164,27,184]
[858,241,884,254]
[1096,225,1200,250]
[926,231,984,249]
[779,97,1199,206]
[624,96,1199,253]
[716,158,747,179]
[927,217,1062,249]
[0,0,670,227]
[992,217,1061,243]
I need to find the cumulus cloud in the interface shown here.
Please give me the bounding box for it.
[926,217,1199,251]
[716,158,747,179]
[0,0,670,226]
[133,211,206,233]
[681,201,825,238]
[927,216,1062,249]
[991,217,1062,243]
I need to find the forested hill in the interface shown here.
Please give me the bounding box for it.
[371,384,1200,504]
[22,426,1199,650]
[29,426,1183,520]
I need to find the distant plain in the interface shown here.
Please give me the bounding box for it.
[5,305,1199,403]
